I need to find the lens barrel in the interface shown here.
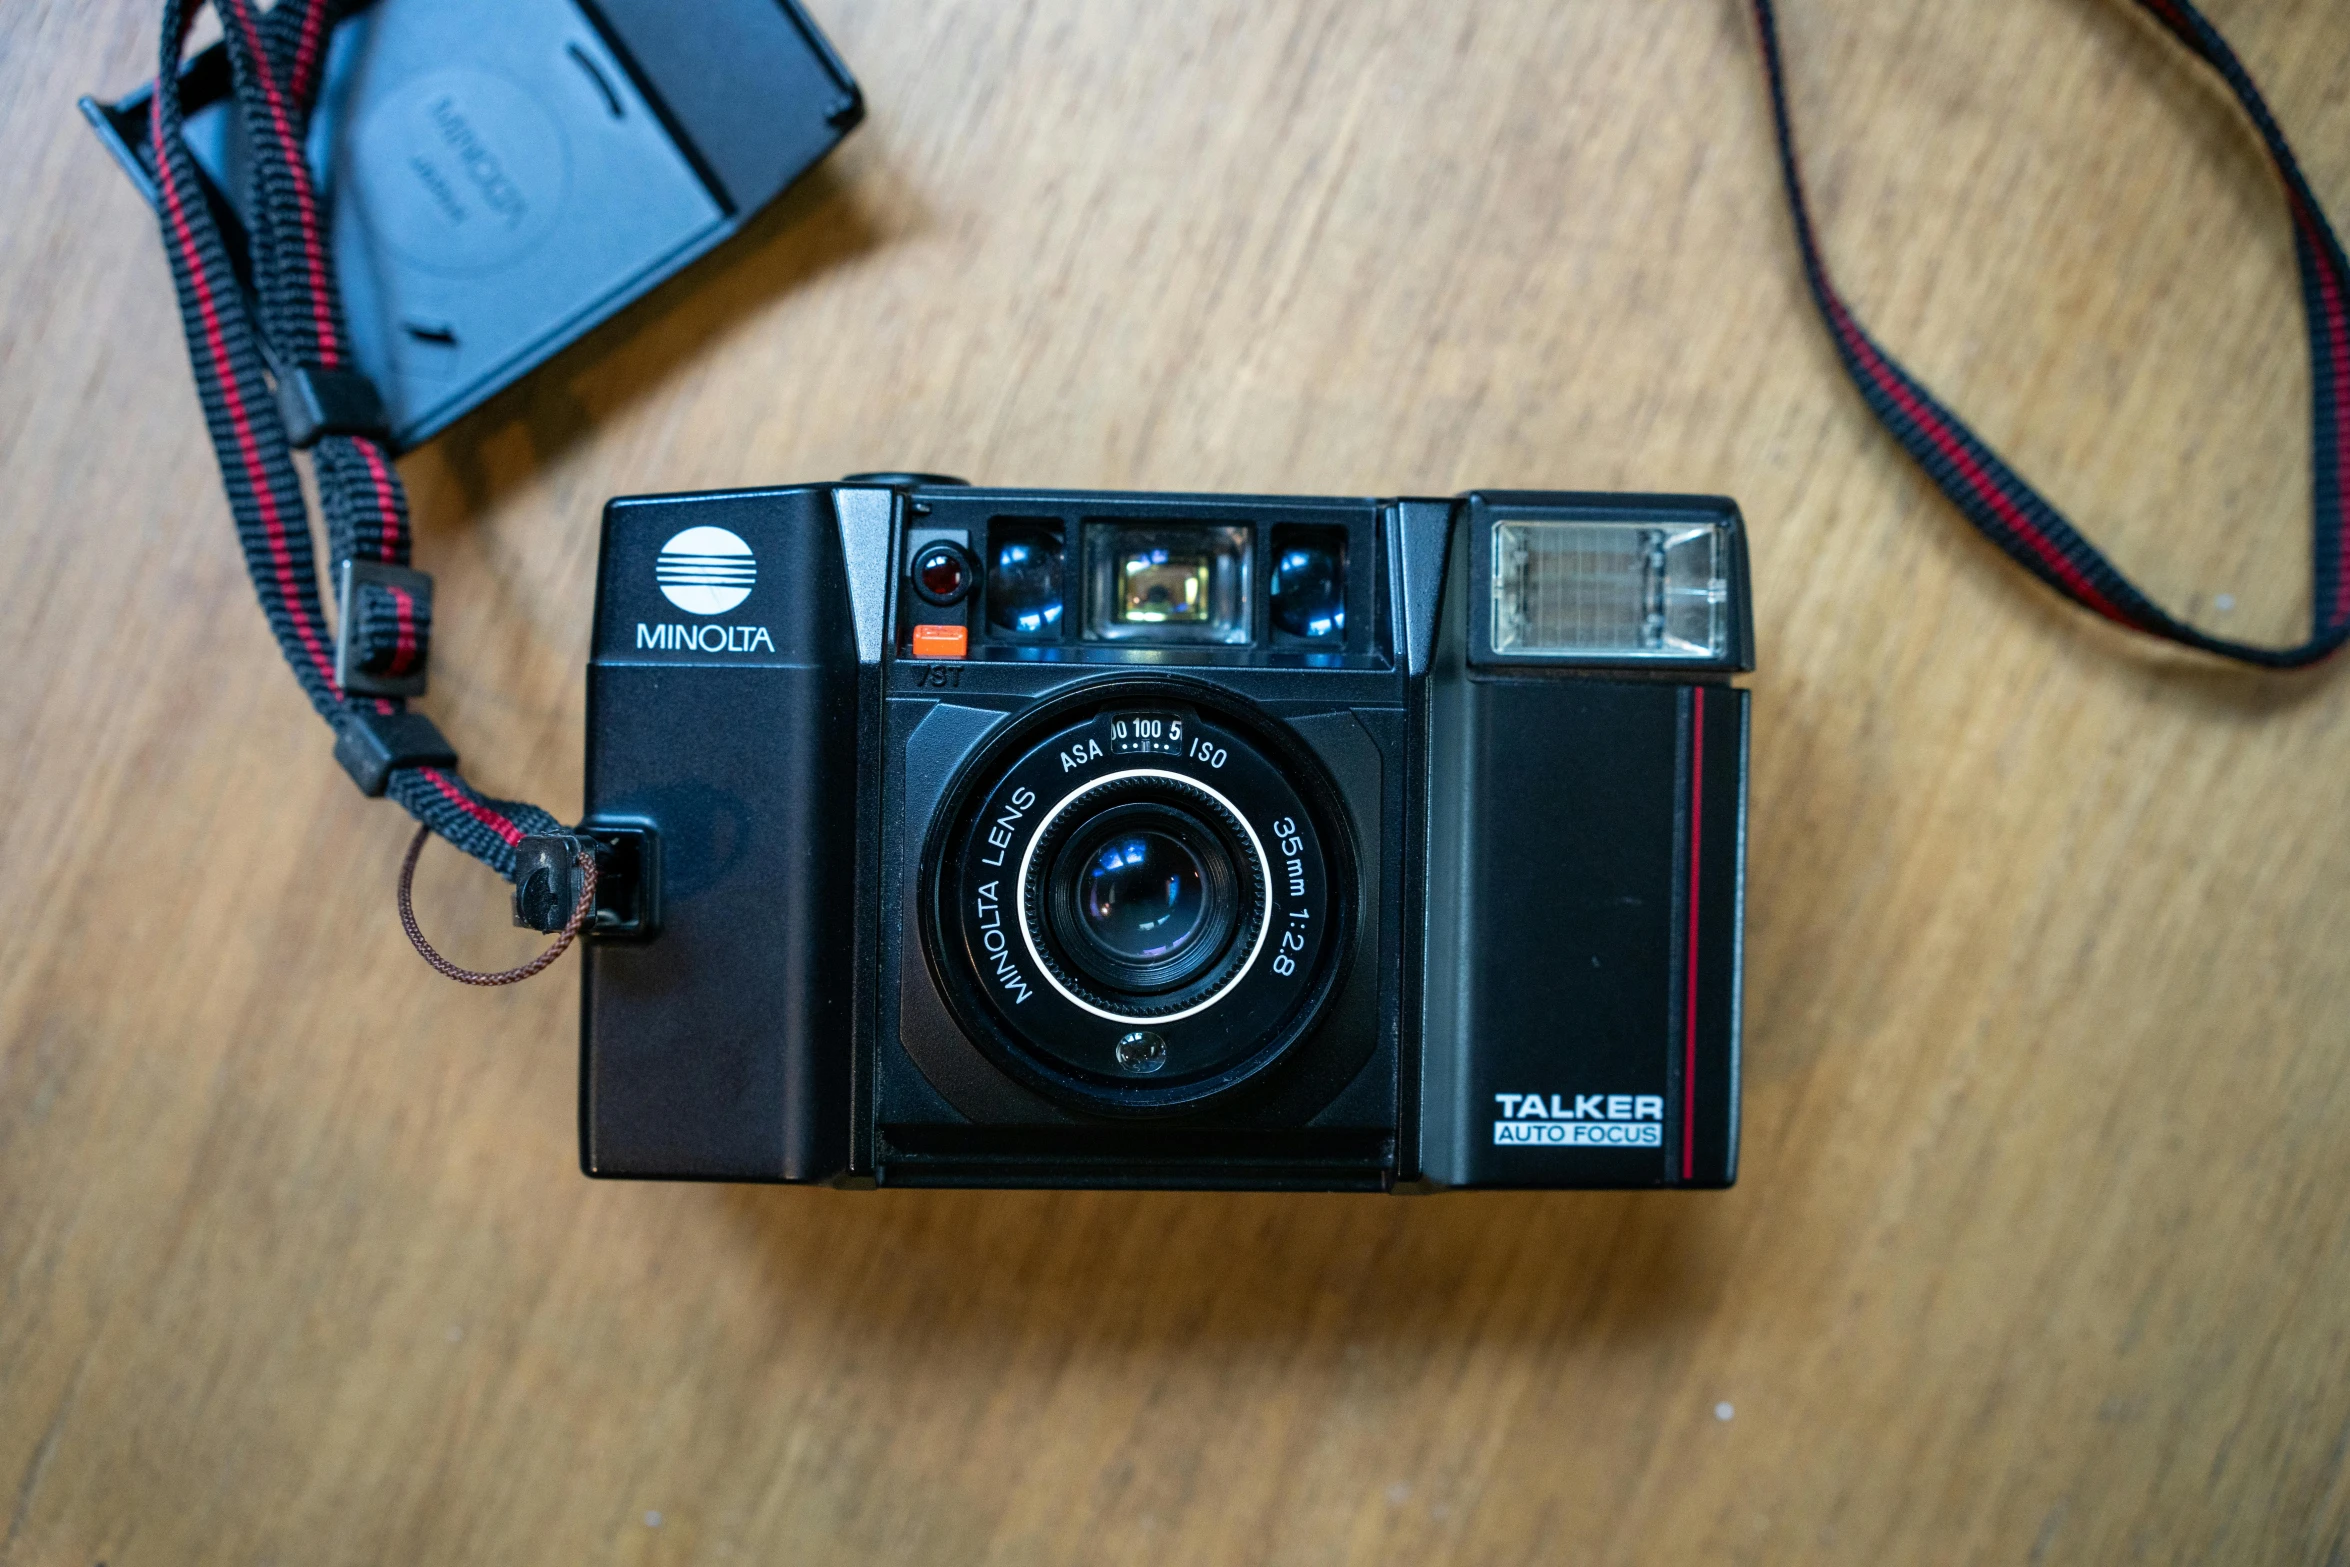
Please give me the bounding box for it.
[1033,786,1256,1012]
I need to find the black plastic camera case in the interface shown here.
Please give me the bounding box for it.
[578,477,1752,1192]
[83,0,861,451]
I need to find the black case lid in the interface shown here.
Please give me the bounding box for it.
[82,0,860,451]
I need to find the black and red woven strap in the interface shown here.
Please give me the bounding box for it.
[148,0,562,877]
[1753,0,2350,668]
[145,0,2348,895]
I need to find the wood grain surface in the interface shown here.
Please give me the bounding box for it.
[5,0,2350,1562]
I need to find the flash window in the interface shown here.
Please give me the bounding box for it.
[1491,518,1728,661]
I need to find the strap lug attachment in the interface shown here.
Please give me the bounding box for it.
[513,825,660,939]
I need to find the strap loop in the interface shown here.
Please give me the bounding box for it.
[333,709,456,797]
[1752,0,2350,668]
[398,826,598,986]
[334,559,433,697]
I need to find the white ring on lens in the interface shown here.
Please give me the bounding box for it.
[1013,767,1274,1025]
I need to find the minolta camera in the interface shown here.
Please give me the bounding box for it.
[569,477,1753,1190]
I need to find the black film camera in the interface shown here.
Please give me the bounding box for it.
[571,477,1753,1191]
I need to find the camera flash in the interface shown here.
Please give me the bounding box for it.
[1491,519,1726,660]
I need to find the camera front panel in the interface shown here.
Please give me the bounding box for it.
[1418,495,1752,1190]
[872,488,1408,1188]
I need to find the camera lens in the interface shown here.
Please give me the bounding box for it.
[1270,539,1345,640]
[1042,798,1246,1002]
[1077,830,1207,963]
[988,529,1064,636]
[912,543,975,606]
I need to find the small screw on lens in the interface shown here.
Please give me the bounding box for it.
[911,542,976,606]
[1114,1030,1168,1074]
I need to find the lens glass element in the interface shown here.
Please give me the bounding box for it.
[986,523,1065,636]
[1079,831,1207,962]
[1039,795,1248,1004]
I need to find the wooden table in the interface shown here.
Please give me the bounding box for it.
[5,1,2347,1561]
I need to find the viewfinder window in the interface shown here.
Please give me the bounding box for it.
[1084,523,1251,644]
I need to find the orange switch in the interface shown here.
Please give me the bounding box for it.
[910,624,968,659]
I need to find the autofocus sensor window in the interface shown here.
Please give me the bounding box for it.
[1269,526,1346,642]
[1084,523,1251,643]
[986,519,1065,637]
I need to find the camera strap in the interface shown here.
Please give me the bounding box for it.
[148,0,601,976]
[141,0,2346,981]
[1753,0,2350,668]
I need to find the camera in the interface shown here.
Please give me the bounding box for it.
[574,476,1753,1190]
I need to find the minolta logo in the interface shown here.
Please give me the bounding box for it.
[427,96,528,227]
[656,526,756,615]
[1493,1091,1664,1148]
[636,623,776,654]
